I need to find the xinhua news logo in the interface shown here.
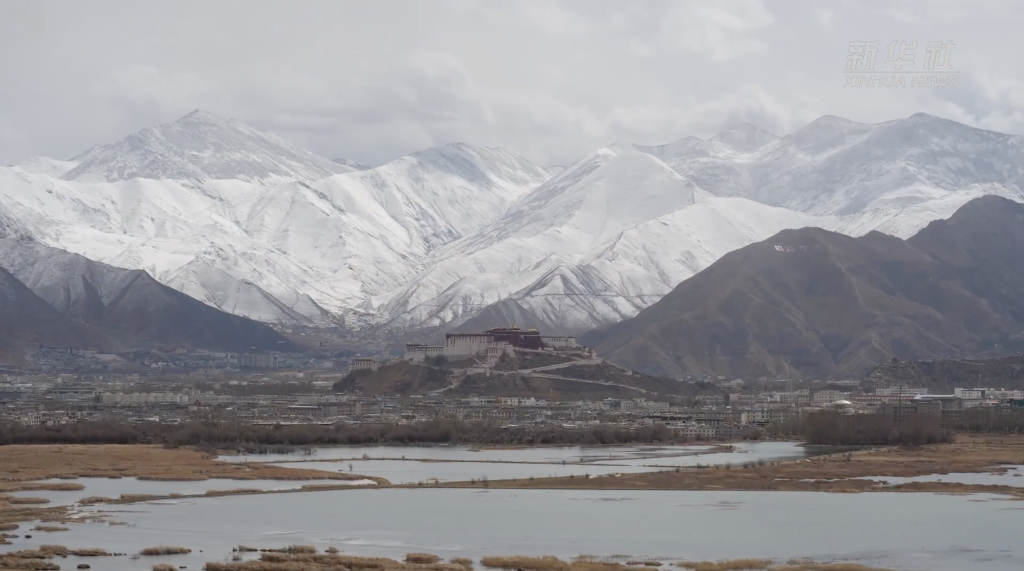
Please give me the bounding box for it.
[845,40,958,88]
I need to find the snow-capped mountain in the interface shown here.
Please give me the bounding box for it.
[376,127,1024,333]
[63,109,357,183]
[669,113,1024,215]
[0,116,550,325]
[3,111,1023,335]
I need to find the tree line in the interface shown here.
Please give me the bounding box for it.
[0,419,683,451]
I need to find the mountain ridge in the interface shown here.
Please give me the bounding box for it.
[582,195,1024,378]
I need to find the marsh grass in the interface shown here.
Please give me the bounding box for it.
[33,525,69,532]
[0,556,60,570]
[70,548,114,557]
[451,558,473,569]
[140,546,193,556]
[0,523,18,531]
[261,545,317,554]
[153,565,178,571]
[7,497,50,505]
[406,554,441,564]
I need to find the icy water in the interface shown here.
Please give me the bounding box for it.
[11,489,1024,571]
[227,442,835,484]
[218,444,718,464]
[875,465,1024,488]
[7,477,376,506]
[12,443,1013,571]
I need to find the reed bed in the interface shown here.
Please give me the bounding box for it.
[4,548,48,558]
[481,556,572,571]
[236,546,261,552]
[0,524,16,531]
[78,496,114,504]
[7,498,50,505]
[153,565,179,571]
[406,554,441,564]
[33,525,68,532]
[0,557,60,570]
[120,494,165,503]
[0,483,85,493]
[74,548,115,557]
[261,545,318,554]
[450,558,473,569]
[140,546,193,556]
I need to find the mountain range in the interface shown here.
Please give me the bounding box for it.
[3,109,1024,364]
[582,195,1024,378]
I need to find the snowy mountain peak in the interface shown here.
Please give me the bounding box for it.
[710,122,778,153]
[400,142,551,189]
[178,108,227,124]
[62,110,355,183]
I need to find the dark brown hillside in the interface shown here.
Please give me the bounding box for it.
[0,267,123,358]
[0,239,296,352]
[583,196,1024,378]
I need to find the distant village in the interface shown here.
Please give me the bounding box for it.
[4,326,1024,437]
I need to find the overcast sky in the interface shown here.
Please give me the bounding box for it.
[1,0,1022,167]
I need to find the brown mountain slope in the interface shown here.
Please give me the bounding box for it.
[0,267,122,359]
[582,196,1024,378]
[0,239,296,352]
[868,355,1024,394]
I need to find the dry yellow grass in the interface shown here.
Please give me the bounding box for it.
[451,558,474,569]
[70,548,113,556]
[481,556,571,571]
[153,565,179,571]
[0,524,18,531]
[140,546,193,556]
[406,554,441,564]
[261,545,317,554]
[6,498,50,505]
[0,444,383,483]
[0,556,60,570]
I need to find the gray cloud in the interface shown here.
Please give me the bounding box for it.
[1,0,1022,168]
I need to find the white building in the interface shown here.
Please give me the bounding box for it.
[349,357,378,372]
[541,336,578,349]
[443,333,493,357]
[811,390,851,405]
